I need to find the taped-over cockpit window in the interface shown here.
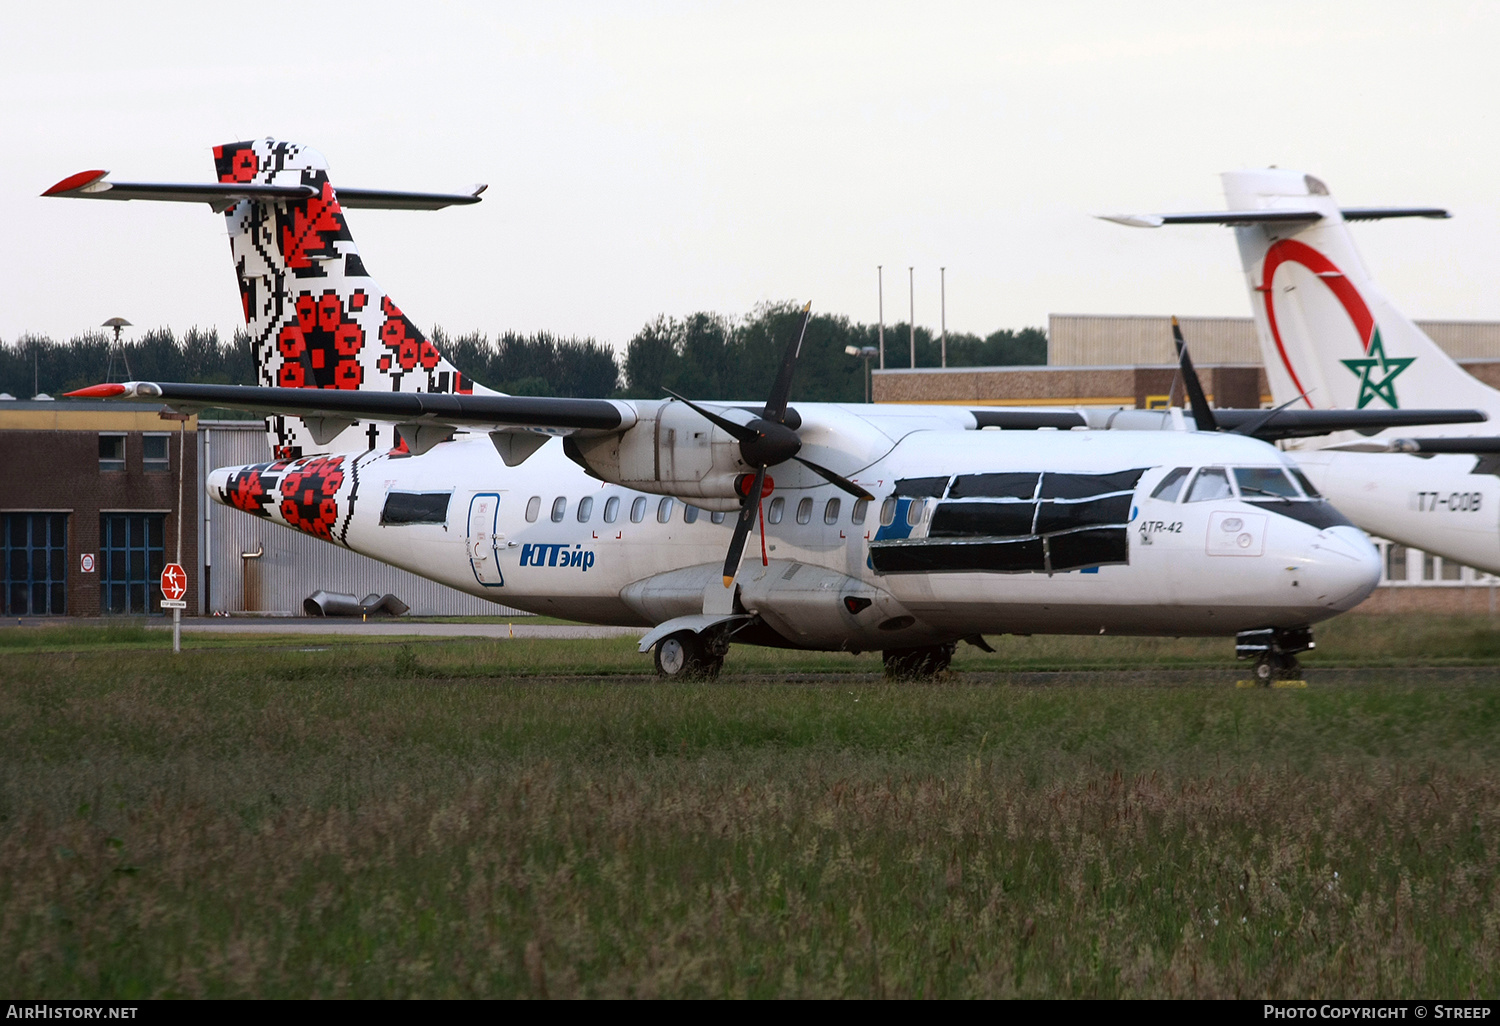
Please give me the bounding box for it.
[381,492,452,526]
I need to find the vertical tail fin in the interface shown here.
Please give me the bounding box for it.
[214,139,492,456]
[1221,169,1499,422]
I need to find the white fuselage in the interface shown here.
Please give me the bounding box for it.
[208,406,1379,649]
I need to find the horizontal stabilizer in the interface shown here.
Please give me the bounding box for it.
[1386,437,1500,455]
[42,171,485,212]
[1213,407,1485,440]
[1098,207,1449,229]
[65,381,631,434]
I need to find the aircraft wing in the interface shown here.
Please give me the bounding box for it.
[1214,407,1485,440]
[1098,207,1449,228]
[67,381,633,433]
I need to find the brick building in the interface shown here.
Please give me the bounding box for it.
[1,399,198,617]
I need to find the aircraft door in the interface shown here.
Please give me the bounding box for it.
[468,492,505,587]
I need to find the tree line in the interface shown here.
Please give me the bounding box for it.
[0,303,1045,402]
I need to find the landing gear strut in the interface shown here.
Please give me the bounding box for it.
[1237,626,1313,685]
[882,644,955,679]
[654,630,726,679]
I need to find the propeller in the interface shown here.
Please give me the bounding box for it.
[664,302,874,587]
[1171,316,1219,432]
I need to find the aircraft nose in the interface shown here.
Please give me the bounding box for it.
[1306,525,1381,611]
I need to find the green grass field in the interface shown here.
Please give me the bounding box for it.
[3,616,1500,998]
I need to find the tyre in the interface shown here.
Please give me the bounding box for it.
[654,631,722,679]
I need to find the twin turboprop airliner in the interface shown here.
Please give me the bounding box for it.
[1106,169,1500,577]
[49,139,1385,679]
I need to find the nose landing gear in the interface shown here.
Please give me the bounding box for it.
[1236,626,1313,685]
[653,630,727,679]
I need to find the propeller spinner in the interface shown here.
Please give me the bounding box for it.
[664,303,873,587]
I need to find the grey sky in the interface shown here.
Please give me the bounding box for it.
[4,1,1499,356]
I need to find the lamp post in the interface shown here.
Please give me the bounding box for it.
[940,267,947,369]
[844,345,879,403]
[877,266,885,370]
[908,267,915,369]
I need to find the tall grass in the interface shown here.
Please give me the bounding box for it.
[2,628,1500,997]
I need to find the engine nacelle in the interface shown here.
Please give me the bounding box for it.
[566,399,751,512]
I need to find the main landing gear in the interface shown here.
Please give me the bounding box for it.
[882,644,955,679]
[653,630,727,679]
[1236,626,1314,685]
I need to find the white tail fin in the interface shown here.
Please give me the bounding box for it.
[1221,169,1500,423]
[213,139,493,456]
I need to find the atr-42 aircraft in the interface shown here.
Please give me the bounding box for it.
[49,140,1388,679]
[1106,169,1500,577]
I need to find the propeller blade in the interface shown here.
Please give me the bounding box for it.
[793,456,874,500]
[662,388,758,444]
[762,302,812,424]
[1171,316,1220,433]
[722,466,768,587]
[1229,390,1313,438]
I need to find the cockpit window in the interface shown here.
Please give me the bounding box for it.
[1234,467,1299,500]
[1150,467,1191,502]
[1184,467,1233,502]
[1290,467,1321,498]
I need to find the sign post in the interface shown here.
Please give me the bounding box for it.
[158,413,190,653]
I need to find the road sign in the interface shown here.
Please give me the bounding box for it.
[80,553,95,573]
[160,562,187,602]
[160,599,187,610]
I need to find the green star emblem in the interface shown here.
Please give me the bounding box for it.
[1340,328,1413,409]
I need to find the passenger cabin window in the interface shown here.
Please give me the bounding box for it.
[824,498,841,524]
[1185,467,1233,502]
[767,497,785,524]
[1151,467,1191,502]
[684,505,700,524]
[98,433,125,473]
[551,497,567,522]
[381,491,451,525]
[525,496,542,522]
[795,498,813,524]
[1234,467,1298,499]
[603,496,620,523]
[630,497,647,523]
[711,510,726,524]
[879,496,897,526]
[577,496,594,522]
[142,434,170,472]
[851,498,869,525]
[906,497,925,526]
[657,497,675,523]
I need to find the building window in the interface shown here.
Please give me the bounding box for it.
[3,513,67,616]
[143,433,170,472]
[99,433,125,473]
[796,498,813,525]
[1442,558,1463,581]
[1385,544,1408,582]
[577,496,594,523]
[100,513,165,615]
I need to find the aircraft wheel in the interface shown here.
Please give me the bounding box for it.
[882,644,955,679]
[1251,652,1299,686]
[654,631,721,679]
